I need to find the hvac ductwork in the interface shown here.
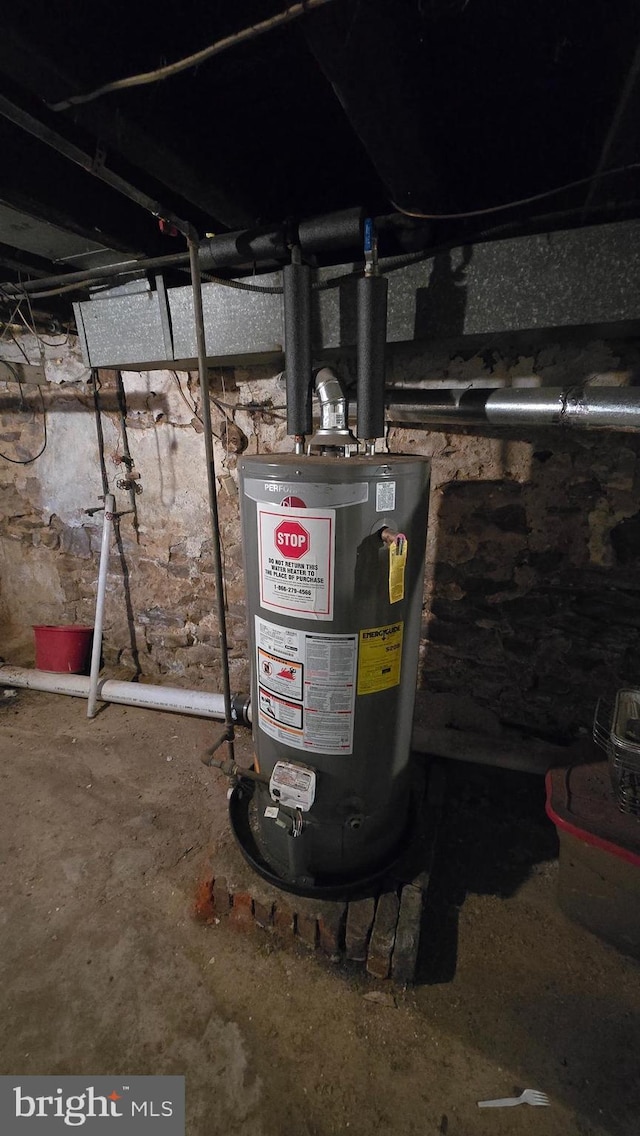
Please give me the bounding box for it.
[385,386,640,429]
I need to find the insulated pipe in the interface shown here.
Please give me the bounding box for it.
[283,249,313,438]
[87,493,114,719]
[357,273,388,442]
[298,207,365,256]
[199,225,289,271]
[385,386,640,430]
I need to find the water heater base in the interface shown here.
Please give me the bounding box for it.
[228,779,418,901]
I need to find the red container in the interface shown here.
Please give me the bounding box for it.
[33,624,94,674]
[546,762,640,958]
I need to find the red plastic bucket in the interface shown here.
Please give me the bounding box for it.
[33,625,94,674]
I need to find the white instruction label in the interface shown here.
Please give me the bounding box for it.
[376,480,396,512]
[255,616,357,754]
[258,686,303,730]
[257,504,334,620]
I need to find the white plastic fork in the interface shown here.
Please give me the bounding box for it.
[477,1089,550,1109]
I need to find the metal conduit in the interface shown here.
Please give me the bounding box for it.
[188,240,236,760]
[385,386,640,429]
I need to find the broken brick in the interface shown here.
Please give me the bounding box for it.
[229,892,254,932]
[318,903,347,957]
[193,878,215,924]
[253,900,274,930]
[212,875,231,915]
[273,901,296,942]
[296,912,318,949]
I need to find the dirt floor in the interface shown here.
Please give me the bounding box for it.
[1,689,639,1136]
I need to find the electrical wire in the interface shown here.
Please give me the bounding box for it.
[171,369,202,421]
[13,277,141,301]
[0,297,48,463]
[18,271,284,301]
[49,0,337,112]
[6,328,32,364]
[17,259,421,301]
[0,372,48,464]
[1,296,26,340]
[0,360,20,383]
[16,306,70,347]
[390,162,640,220]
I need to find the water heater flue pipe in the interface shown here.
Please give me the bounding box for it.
[307,367,357,449]
[385,386,640,429]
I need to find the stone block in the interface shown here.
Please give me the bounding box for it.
[391,885,423,986]
[60,525,92,559]
[345,896,376,962]
[138,606,185,629]
[366,892,400,980]
[39,529,60,550]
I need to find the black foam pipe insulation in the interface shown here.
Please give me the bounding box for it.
[357,273,388,440]
[283,259,312,437]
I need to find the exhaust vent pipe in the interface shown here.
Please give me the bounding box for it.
[385,386,640,430]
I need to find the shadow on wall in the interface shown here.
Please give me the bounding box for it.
[422,426,640,742]
[0,389,170,416]
[414,247,473,340]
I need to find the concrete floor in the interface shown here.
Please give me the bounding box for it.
[1,689,639,1136]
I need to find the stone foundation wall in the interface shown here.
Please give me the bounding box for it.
[2,331,640,740]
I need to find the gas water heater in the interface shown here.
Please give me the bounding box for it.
[234,451,430,894]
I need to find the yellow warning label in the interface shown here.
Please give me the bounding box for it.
[388,536,407,604]
[357,621,404,695]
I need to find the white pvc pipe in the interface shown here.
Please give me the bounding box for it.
[0,666,555,772]
[0,665,227,719]
[87,493,114,718]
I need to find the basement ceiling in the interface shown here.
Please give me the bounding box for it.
[0,0,639,307]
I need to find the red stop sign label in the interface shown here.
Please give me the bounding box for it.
[274,519,310,560]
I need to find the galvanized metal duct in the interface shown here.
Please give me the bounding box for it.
[385,386,640,429]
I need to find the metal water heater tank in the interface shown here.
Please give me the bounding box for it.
[236,452,430,893]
